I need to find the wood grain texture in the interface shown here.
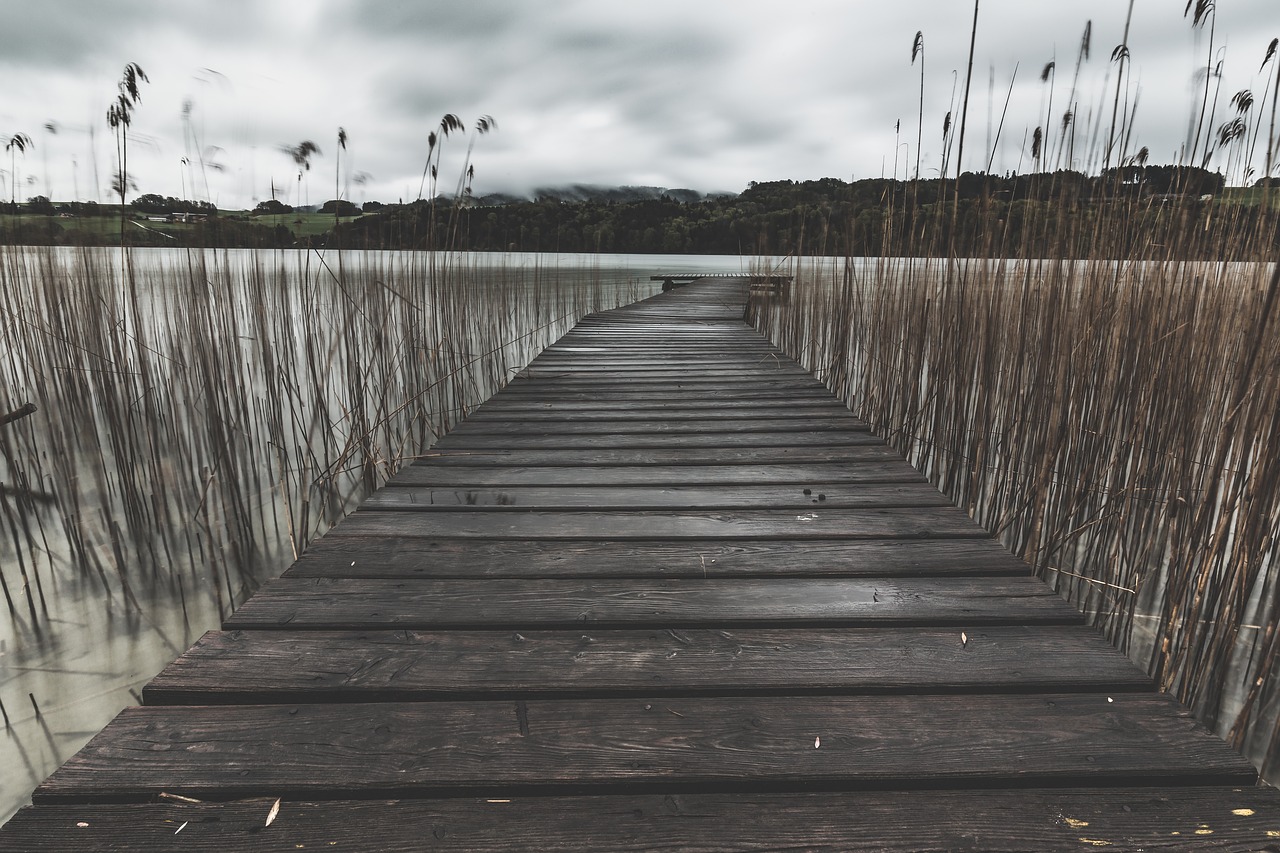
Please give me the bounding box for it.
[9,788,1280,852]
[430,431,883,450]
[463,404,857,422]
[361,483,951,511]
[467,388,842,404]
[410,446,902,466]
[388,462,926,487]
[221,576,1080,630]
[445,416,869,435]
[144,625,1151,704]
[509,367,814,381]
[526,357,803,370]
[323,506,989,540]
[470,398,851,415]
[499,380,833,395]
[285,537,1032,579]
[35,694,1255,803]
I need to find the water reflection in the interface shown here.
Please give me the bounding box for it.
[1,559,226,821]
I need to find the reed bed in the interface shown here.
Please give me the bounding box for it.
[0,246,646,627]
[753,0,1280,779]
[751,195,1280,776]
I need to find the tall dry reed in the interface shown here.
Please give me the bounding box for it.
[0,246,646,626]
[752,198,1280,777]
[752,2,1280,778]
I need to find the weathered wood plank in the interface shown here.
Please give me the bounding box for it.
[527,357,799,369]
[538,353,787,363]
[35,693,1255,803]
[548,337,772,345]
[144,625,1151,704]
[464,405,856,422]
[430,431,882,450]
[445,416,869,435]
[222,576,1079,629]
[413,446,902,466]
[10,788,1280,852]
[388,462,926,487]
[478,388,840,403]
[469,398,849,414]
[322,506,989,540]
[511,367,813,381]
[511,361,810,369]
[361,483,950,511]
[285,537,1032,579]
[501,378,832,393]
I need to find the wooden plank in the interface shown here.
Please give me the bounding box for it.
[143,625,1152,704]
[387,462,926,487]
[222,576,1079,629]
[35,693,1255,803]
[529,357,799,369]
[445,417,869,435]
[520,353,804,363]
[320,507,990,540]
[412,446,903,466]
[550,334,768,341]
[486,387,838,401]
[464,405,856,422]
[512,367,813,380]
[429,431,882,450]
[468,389,842,404]
[362,483,951,511]
[285,537,1033,579]
[470,398,849,414]
[514,364,811,375]
[542,349,785,359]
[501,378,832,392]
[543,335,775,340]
[9,788,1280,852]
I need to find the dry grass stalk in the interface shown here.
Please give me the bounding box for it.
[0,245,645,626]
[752,58,1280,776]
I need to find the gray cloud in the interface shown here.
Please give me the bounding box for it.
[0,1,154,71]
[1,0,1276,208]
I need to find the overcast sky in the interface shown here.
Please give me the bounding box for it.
[1,0,1277,210]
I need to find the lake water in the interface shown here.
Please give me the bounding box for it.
[0,248,754,823]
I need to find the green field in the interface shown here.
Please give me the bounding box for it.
[1218,185,1280,208]
[0,209,363,243]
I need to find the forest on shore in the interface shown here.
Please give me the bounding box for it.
[1,165,1274,259]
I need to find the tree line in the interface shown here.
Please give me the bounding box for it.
[1,166,1274,259]
[324,167,1270,259]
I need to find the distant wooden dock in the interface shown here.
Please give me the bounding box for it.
[651,272,790,293]
[3,277,1278,850]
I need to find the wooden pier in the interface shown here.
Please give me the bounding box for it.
[3,278,1279,850]
[652,272,790,294]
